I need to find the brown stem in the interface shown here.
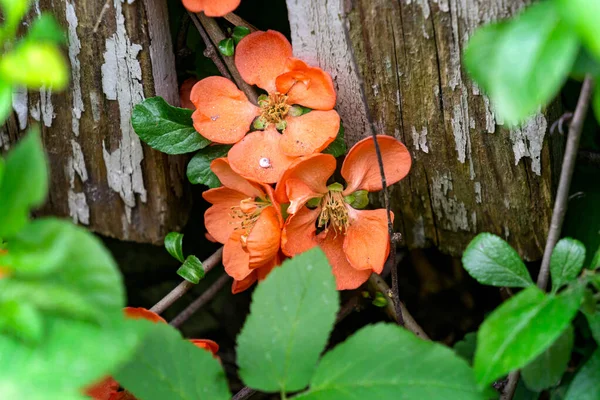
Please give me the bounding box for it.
[500,371,520,400]
[196,13,259,103]
[232,386,256,400]
[169,273,231,328]
[187,12,233,80]
[223,13,258,31]
[149,247,224,315]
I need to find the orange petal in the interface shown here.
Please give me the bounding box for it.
[232,271,257,294]
[223,231,253,281]
[246,206,282,268]
[210,158,265,198]
[182,0,240,16]
[341,135,412,195]
[343,208,392,274]
[276,58,336,110]
[205,232,218,243]
[256,252,283,280]
[179,77,198,110]
[191,76,260,144]
[318,230,371,290]
[228,127,296,184]
[189,339,220,356]
[235,30,293,93]
[86,377,119,400]
[203,187,247,244]
[281,206,320,256]
[123,307,167,324]
[274,153,335,211]
[280,110,340,157]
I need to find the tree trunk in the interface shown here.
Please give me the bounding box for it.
[1,0,190,245]
[286,0,562,260]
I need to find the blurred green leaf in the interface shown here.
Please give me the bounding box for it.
[583,309,600,345]
[164,232,185,263]
[0,300,43,343]
[187,145,232,188]
[232,26,251,44]
[564,348,600,400]
[0,0,31,38]
[522,326,574,391]
[25,13,66,44]
[0,130,48,238]
[0,42,69,89]
[556,0,600,60]
[115,322,230,400]
[237,248,339,393]
[0,315,146,400]
[295,324,485,400]
[322,123,347,158]
[571,49,600,80]
[550,238,586,292]
[0,80,12,125]
[462,233,534,288]
[464,1,579,125]
[132,97,210,155]
[454,332,478,365]
[177,255,205,284]
[218,38,234,57]
[474,285,583,387]
[591,246,600,270]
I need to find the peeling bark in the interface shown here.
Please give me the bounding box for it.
[3,0,190,244]
[287,0,562,259]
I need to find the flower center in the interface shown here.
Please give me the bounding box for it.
[230,197,271,245]
[258,93,290,128]
[317,190,349,236]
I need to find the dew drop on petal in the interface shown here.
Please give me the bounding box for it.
[259,157,271,168]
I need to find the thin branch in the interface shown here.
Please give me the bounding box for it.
[232,386,256,400]
[223,13,258,31]
[537,75,595,291]
[196,13,259,103]
[150,247,224,315]
[93,0,112,33]
[170,273,231,328]
[187,12,233,80]
[500,372,520,400]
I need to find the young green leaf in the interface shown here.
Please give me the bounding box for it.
[177,255,205,284]
[522,326,574,391]
[187,145,232,188]
[564,348,600,400]
[474,285,584,387]
[0,80,12,125]
[462,233,534,287]
[556,0,600,60]
[322,124,347,158]
[237,248,339,393]
[0,130,48,238]
[232,26,251,44]
[25,13,66,44]
[0,42,69,89]
[295,324,485,400]
[115,322,230,400]
[218,38,235,56]
[0,315,146,400]
[131,97,210,154]
[463,2,579,125]
[164,232,185,263]
[550,238,586,292]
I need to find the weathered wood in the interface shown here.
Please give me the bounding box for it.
[286,0,562,260]
[4,0,190,244]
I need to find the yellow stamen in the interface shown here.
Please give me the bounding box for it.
[258,92,290,126]
[230,197,271,245]
[318,191,350,236]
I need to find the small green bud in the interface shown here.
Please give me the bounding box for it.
[306,197,321,208]
[253,117,267,130]
[361,291,371,299]
[348,190,369,209]
[275,119,287,131]
[218,38,234,57]
[372,292,388,308]
[327,182,344,192]
[257,94,269,107]
[232,26,252,44]
[177,255,205,284]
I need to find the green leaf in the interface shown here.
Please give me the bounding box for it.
[571,48,600,80]
[583,310,600,345]
[591,245,600,269]
[0,315,146,400]
[550,238,586,291]
[164,232,185,262]
[0,219,125,331]
[474,285,584,387]
[0,0,31,37]
[0,80,12,125]
[177,255,205,284]
[322,123,347,157]
[522,325,574,391]
[115,322,230,400]
[0,130,48,238]
[25,13,66,44]
[454,332,478,365]
[464,1,579,125]
[237,248,339,393]
[0,300,43,343]
[218,38,235,56]
[564,348,600,400]
[556,0,600,60]
[232,26,251,44]
[295,324,485,400]
[0,42,69,90]
[462,233,534,288]
[187,145,232,188]
[131,97,210,154]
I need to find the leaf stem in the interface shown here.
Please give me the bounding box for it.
[232,386,256,400]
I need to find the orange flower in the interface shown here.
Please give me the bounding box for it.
[203,158,283,292]
[190,30,339,183]
[275,136,412,290]
[182,0,240,16]
[86,308,219,399]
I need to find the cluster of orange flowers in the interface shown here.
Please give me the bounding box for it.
[182,30,412,293]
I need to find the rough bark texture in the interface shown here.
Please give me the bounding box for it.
[1,0,190,245]
[287,0,562,260]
